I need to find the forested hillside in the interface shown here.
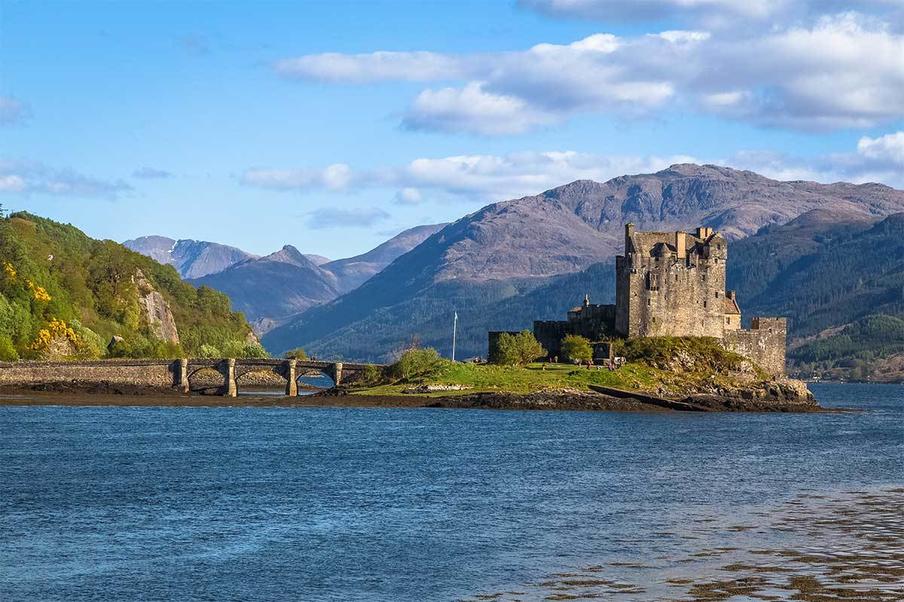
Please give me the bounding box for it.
[728,211,904,380]
[0,211,260,360]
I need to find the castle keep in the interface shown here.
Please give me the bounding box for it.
[528,224,787,376]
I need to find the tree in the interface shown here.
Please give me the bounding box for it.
[285,348,308,360]
[388,347,445,380]
[492,330,545,366]
[561,334,593,363]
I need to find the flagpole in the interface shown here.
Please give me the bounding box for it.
[452,311,458,362]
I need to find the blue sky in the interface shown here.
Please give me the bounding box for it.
[1,0,902,258]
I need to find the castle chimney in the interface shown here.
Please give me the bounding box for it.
[625,223,635,254]
[675,231,686,259]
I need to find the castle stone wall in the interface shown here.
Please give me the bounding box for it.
[723,317,787,377]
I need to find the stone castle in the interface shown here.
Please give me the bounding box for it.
[525,224,787,376]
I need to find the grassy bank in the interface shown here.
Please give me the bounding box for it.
[352,360,757,398]
[353,337,768,398]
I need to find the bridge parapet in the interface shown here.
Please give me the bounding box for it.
[0,358,384,397]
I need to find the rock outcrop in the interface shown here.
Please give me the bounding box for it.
[133,269,180,344]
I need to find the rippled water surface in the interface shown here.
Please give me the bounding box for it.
[1,383,902,601]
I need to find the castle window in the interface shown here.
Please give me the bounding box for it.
[647,299,651,306]
[715,291,720,298]
[704,300,708,308]
[726,317,731,324]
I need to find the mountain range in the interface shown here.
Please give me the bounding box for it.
[260,164,904,365]
[123,236,258,279]
[122,163,904,379]
[125,224,445,334]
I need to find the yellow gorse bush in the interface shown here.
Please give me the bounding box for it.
[29,318,79,352]
[27,280,52,302]
[2,261,16,281]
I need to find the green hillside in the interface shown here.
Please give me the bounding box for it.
[0,211,261,360]
[728,211,904,380]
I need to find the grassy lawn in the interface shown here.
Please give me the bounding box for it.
[352,361,677,396]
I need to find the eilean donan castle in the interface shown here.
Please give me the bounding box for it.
[529,224,787,375]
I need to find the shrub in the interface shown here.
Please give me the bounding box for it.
[360,364,385,385]
[0,334,18,361]
[285,348,308,360]
[491,331,546,366]
[198,344,221,358]
[561,334,593,363]
[240,343,269,358]
[613,336,748,373]
[388,347,446,381]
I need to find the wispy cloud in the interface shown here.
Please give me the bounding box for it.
[132,166,173,179]
[0,160,132,198]
[241,163,352,190]
[241,151,696,201]
[274,13,904,134]
[306,207,390,229]
[0,96,31,126]
[519,0,903,27]
[729,130,904,188]
[243,131,904,205]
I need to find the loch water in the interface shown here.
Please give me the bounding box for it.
[1,383,902,601]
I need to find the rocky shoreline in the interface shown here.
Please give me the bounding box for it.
[0,371,823,412]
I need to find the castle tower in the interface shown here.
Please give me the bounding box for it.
[615,224,734,338]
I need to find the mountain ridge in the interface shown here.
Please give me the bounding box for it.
[262,164,904,361]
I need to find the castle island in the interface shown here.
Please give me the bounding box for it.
[494,224,788,376]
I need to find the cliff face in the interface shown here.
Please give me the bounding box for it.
[133,269,180,344]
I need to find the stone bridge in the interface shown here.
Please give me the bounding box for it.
[0,358,383,397]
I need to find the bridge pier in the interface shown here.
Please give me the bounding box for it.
[224,358,237,397]
[332,362,343,386]
[178,358,189,394]
[284,359,297,397]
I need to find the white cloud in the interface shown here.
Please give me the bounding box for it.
[243,133,904,206]
[275,51,466,83]
[0,160,131,198]
[403,82,558,135]
[857,131,904,165]
[730,130,904,188]
[274,14,904,134]
[0,174,27,192]
[0,96,31,126]
[241,163,353,191]
[306,207,390,229]
[395,187,423,205]
[242,151,697,202]
[696,13,904,129]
